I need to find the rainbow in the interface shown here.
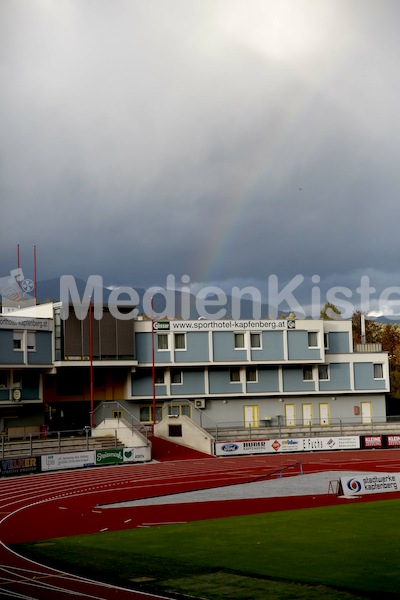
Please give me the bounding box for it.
[196,96,312,284]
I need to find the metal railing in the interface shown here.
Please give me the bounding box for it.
[162,399,219,430]
[93,401,149,437]
[0,427,118,459]
[207,415,400,442]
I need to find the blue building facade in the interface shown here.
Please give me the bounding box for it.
[131,318,390,427]
[0,312,53,432]
[0,308,391,433]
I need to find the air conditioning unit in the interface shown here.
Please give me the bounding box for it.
[195,399,206,409]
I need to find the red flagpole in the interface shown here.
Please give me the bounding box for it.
[89,297,94,428]
[33,245,37,301]
[17,244,20,305]
[151,297,156,434]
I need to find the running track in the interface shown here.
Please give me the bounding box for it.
[1,449,400,599]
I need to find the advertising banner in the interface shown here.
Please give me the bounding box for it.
[41,451,95,472]
[215,436,360,457]
[0,456,41,477]
[122,447,149,462]
[341,473,400,496]
[299,437,360,452]
[155,319,296,332]
[0,316,50,330]
[363,435,383,448]
[95,448,124,465]
[216,440,272,456]
[387,435,400,448]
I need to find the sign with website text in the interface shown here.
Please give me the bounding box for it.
[154,319,296,332]
[0,316,51,330]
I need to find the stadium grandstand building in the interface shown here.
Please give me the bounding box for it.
[0,303,391,435]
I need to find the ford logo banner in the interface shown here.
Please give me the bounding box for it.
[221,444,239,452]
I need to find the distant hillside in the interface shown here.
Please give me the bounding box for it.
[28,277,400,322]
[34,278,269,319]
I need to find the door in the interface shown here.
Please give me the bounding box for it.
[302,403,312,426]
[285,404,296,426]
[361,401,372,424]
[244,405,259,428]
[319,403,330,425]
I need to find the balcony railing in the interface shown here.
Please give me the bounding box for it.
[354,343,382,352]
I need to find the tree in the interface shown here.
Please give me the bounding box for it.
[380,324,400,399]
[320,302,342,320]
[351,314,400,399]
[380,324,400,361]
[351,311,382,345]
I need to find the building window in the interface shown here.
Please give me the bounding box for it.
[318,365,329,380]
[171,369,182,384]
[169,424,183,437]
[250,333,261,349]
[12,370,22,388]
[13,332,23,351]
[308,332,318,348]
[324,333,329,349]
[373,364,384,379]
[140,405,163,423]
[174,333,186,350]
[234,333,245,349]
[112,410,123,419]
[168,404,191,417]
[303,366,313,381]
[230,368,241,383]
[27,332,36,351]
[246,367,258,382]
[0,372,8,388]
[155,368,165,384]
[157,334,169,350]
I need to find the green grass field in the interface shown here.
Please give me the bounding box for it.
[14,499,400,599]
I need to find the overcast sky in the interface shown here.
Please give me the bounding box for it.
[1,0,400,315]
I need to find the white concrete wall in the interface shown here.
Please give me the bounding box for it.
[93,418,150,448]
[154,414,214,455]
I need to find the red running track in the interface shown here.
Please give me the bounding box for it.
[1,449,400,599]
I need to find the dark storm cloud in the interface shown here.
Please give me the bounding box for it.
[1,0,400,310]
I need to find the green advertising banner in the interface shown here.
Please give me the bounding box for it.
[95,448,124,465]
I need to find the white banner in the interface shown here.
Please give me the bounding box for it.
[123,446,151,462]
[341,473,400,496]
[215,436,360,456]
[0,316,50,330]
[154,319,296,332]
[41,451,95,471]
